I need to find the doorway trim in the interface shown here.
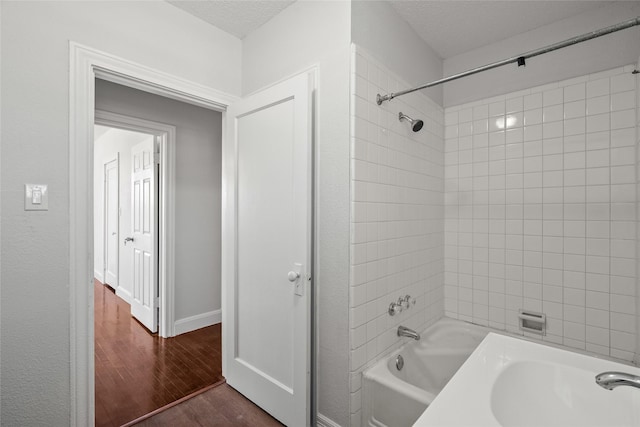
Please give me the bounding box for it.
[95,110,176,337]
[69,42,238,426]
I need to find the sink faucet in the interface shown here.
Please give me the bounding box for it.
[596,372,640,390]
[398,325,420,340]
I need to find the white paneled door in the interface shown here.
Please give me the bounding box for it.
[104,157,119,288]
[223,72,313,426]
[130,138,158,333]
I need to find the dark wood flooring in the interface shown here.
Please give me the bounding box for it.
[132,383,283,427]
[94,279,224,426]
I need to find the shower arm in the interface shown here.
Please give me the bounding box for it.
[376,16,640,105]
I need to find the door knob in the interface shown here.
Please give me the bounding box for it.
[287,271,300,282]
[124,237,134,245]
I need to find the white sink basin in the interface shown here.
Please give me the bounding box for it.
[413,333,640,427]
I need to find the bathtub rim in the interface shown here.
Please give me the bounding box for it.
[364,316,637,385]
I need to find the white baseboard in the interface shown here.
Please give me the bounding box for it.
[94,270,104,283]
[115,286,132,305]
[317,413,342,427]
[174,309,221,335]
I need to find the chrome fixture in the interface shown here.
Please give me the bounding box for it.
[398,325,420,341]
[596,372,640,390]
[400,294,416,310]
[124,237,134,245]
[377,16,640,105]
[398,112,423,132]
[395,355,404,371]
[389,300,403,316]
[389,295,416,316]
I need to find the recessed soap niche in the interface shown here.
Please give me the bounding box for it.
[518,310,546,335]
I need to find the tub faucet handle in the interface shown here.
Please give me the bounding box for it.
[401,295,412,309]
[388,301,403,316]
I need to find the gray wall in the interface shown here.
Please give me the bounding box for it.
[351,0,444,106]
[636,55,640,365]
[0,2,240,424]
[443,2,640,107]
[96,80,222,324]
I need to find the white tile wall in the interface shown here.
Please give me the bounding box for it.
[349,46,444,426]
[444,65,638,361]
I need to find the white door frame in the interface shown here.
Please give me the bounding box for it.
[95,110,175,336]
[102,154,119,288]
[69,42,237,426]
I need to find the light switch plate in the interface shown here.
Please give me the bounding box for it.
[25,184,48,211]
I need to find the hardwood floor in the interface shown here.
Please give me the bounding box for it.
[94,279,224,427]
[132,383,283,427]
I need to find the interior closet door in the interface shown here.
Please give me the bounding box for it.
[223,72,313,427]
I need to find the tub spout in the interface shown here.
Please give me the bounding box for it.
[398,325,420,340]
[596,372,640,390]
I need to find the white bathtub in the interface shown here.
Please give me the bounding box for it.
[362,318,491,427]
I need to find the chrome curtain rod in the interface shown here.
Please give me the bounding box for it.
[376,16,640,105]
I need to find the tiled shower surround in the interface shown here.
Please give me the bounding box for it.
[443,65,638,361]
[349,46,445,425]
[349,47,639,426]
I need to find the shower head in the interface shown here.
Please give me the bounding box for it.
[399,112,424,132]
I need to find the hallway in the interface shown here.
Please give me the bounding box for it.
[94,279,223,426]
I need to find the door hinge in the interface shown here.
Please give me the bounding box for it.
[154,151,160,164]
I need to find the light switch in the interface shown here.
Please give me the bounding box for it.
[25,184,48,211]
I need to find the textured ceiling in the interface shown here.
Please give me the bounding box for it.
[390,1,614,58]
[168,0,295,39]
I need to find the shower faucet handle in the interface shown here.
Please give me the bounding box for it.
[389,301,403,316]
[389,295,415,315]
[401,295,412,309]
